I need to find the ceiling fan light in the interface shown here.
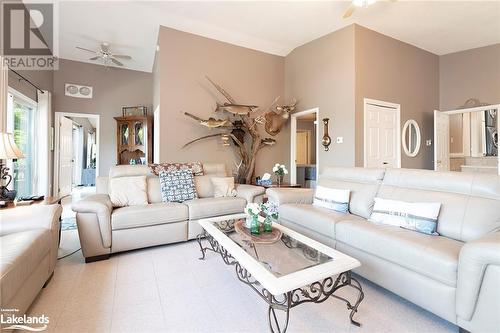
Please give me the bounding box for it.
[353,0,376,7]
[352,0,365,7]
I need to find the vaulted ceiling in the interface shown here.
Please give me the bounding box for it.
[55,1,500,72]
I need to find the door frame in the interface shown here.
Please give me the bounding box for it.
[54,112,100,196]
[440,104,500,175]
[363,98,401,168]
[290,108,319,184]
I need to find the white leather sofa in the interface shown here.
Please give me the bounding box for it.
[72,163,265,262]
[0,204,62,324]
[266,167,500,333]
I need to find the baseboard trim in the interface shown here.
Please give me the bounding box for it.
[85,254,110,263]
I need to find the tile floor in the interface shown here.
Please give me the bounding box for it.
[28,240,458,333]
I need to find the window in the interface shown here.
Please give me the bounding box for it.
[7,91,37,197]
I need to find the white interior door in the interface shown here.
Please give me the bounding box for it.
[434,110,450,171]
[364,102,400,168]
[59,116,74,196]
[296,131,310,165]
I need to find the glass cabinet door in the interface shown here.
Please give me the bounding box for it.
[134,122,144,146]
[120,123,129,145]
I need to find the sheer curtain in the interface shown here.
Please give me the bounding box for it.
[36,90,52,196]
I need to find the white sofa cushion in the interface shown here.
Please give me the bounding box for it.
[0,229,51,304]
[369,197,441,235]
[313,186,350,213]
[184,197,246,220]
[211,177,237,198]
[335,219,463,287]
[109,176,148,207]
[111,203,188,230]
[279,204,363,238]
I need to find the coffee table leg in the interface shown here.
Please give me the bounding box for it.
[196,232,208,260]
[347,276,364,327]
[267,293,291,333]
[330,272,364,327]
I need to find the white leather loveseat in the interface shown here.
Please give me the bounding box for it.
[72,163,265,262]
[0,204,62,325]
[267,167,500,333]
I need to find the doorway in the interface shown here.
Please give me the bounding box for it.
[54,112,100,198]
[290,108,319,188]
[434,104,500,175]
[363,98,401,168]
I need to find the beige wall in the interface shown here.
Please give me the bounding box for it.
[354,25,439,170]
[156,27,285,180]
[53,59,153,176]
[285,25,356,172]
[439,44,500,110]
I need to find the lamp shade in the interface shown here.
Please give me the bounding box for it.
[0,132,24,159]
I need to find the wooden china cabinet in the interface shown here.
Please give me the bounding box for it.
[114,115,152,165]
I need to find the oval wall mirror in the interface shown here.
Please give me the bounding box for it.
[402,119,421,157]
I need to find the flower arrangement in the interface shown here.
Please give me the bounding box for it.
[272,163,288,176]
[244,202,279,235]
[272,163,288,185]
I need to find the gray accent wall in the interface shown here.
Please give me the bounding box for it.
[354,25,439,170]
[285,25,356,173]
[53,59,153,176]
[439,44,500,110]
[155,26,286,181]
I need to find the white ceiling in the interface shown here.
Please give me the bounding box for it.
[55,1,500,72]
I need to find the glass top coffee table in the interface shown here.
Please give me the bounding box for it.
[197,213,364,333]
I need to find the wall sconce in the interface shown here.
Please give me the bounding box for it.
[322,118,332,151]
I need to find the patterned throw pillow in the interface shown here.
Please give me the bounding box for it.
[159,170,198,203]
[369,197,441,235]
[149,162,204,176]
[313,186,350,213]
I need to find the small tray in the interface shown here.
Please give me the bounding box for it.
[234,220,282,244]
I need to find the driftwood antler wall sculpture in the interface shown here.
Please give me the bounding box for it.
[182,76,297,184]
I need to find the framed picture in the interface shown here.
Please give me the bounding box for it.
[122,106,147,116]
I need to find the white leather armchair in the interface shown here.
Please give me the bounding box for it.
[0,204,62,320]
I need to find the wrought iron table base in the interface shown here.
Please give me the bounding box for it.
[196,231,364,333]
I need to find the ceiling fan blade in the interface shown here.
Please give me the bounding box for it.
[343,4,356,18]
[89,56,99,60]
[110,58,123,66]
[76,46,96,54]
[113,55,132,60]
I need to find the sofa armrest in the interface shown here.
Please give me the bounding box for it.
[235,184,266,203]
[265,188,314,205]
[71,194,113,248]
[0,204,62,236]
[456,231,500,321]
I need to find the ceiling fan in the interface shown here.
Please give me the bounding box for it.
[343,0,396,19]
[76,42,132,67]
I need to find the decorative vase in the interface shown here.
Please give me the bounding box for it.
[277,174,284,186]
[245,217,252,229]
[263,216,273,233]
[250,215,260,235]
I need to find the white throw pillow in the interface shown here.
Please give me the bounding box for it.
[369,197,441,235]
[211,177,237,198]
[313,186,350,213]
[109,176,148,207]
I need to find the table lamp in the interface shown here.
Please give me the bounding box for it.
[0,132,24,201]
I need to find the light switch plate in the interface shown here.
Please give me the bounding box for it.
[426,139,432,146]
[336,137,343,144]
